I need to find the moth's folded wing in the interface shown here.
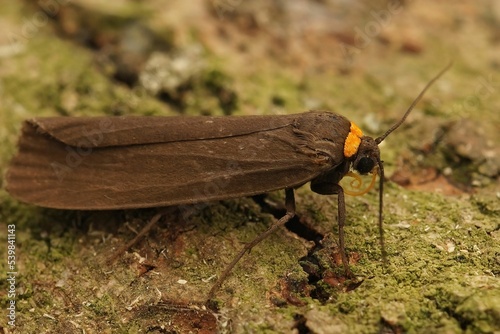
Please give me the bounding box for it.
[5,118,338,210]
[32,114,298,148]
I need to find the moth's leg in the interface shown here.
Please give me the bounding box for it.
[206,188,296,303]
[310,181,353,278]
[106,212,164,265]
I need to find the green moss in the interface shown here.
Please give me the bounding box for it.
[86,294,115,317]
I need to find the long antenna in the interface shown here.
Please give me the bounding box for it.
[375,62,452,144]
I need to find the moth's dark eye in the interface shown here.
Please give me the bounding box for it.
[356,157,374,174]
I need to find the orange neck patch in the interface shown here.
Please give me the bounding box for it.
[344,122,363,157]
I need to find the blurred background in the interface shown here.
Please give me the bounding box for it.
[0,1,498,333]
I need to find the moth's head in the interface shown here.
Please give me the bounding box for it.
[343,122,381,176]
[352,136,380,175]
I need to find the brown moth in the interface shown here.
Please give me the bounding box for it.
[5,64,451,300]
